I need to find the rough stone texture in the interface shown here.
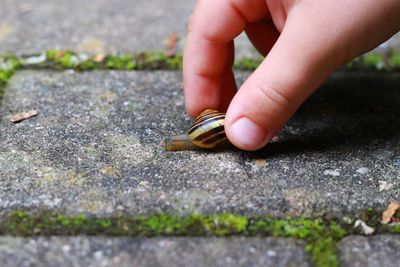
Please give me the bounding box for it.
[0,0,258,58]
[381,33,400,52]
[338,235,400,267]
[0,236,310,267]
[0,0,398,57]
[0,70,399,217]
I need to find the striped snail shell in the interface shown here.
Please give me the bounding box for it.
[164,109,229,151]
[188,109,227,148]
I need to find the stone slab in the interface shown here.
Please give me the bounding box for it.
[0,0,398,57]
[0,236,310,267]
[338,235,400,267]
[0,0,258,58]
[0,70,399,216]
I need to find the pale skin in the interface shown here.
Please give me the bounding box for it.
[183,0,400,151]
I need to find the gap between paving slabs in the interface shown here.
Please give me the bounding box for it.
[0,48,399,72]
[1,50,400,267]
[1,48,399,110]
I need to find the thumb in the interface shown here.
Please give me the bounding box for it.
[225,6,345,151]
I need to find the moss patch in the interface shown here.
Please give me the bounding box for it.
[0,54,20,84]
[346,49,400,72]
[39,49,400,71]
[1,211,250,237]
[24,50,183,71]
[388,224,400,233]
[0,49,398,73]
[0,54,21,104]
[234,56,264,70]
[248,217,346,267]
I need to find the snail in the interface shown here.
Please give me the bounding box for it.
[164,109,232,151]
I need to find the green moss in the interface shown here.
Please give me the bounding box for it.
[11,49,399,72]
[235,51,400,72]
[363,53,385,69]
[345,50,400,71]
[389,49,400,69]
[234,56,264,70]
[0,69,12,84]
[106,55,135,70]
[308,237,337,267]
[0,54,21,105]
[308,223,346,267]
[198,214,248,236]
[395,210,400,219]
[383,208,400,233]
[384,224,400,233]
[0,84,5,102]
[247,217,345,267]
[46,50,80,68]
[26,50,184,71]
[355,208,382,228]
[0,55,21,83]
[133,52,182,70]
[0,211,250,237]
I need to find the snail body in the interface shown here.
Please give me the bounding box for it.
[165,109,230,151]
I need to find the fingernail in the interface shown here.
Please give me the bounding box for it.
[230,117,268,149]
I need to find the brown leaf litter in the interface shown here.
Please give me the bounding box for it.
[10,110,38,123]
[381,201,400,224]
[164,32,179,57]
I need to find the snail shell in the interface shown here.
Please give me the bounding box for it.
[188,109,226,148]
[164,109,229,151]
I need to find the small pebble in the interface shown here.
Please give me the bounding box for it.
[254,159,267,167]
[378,180,394,191]
[267,250,277,257]
[356,167,369,174]
[323,169,340,176]
[394,158,400,167]
[354,219,375,235]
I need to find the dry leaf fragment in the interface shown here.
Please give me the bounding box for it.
[381,201,400,224]
[254,159,267,167]
[165,32,179,49]
[93,54,106,62]
[10,110,38,123]
[164,32,179,57]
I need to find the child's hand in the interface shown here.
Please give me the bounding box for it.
[183,0,400,151]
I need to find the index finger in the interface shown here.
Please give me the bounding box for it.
[183,0,269,117]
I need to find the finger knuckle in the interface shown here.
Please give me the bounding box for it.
[253,81,294,115]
